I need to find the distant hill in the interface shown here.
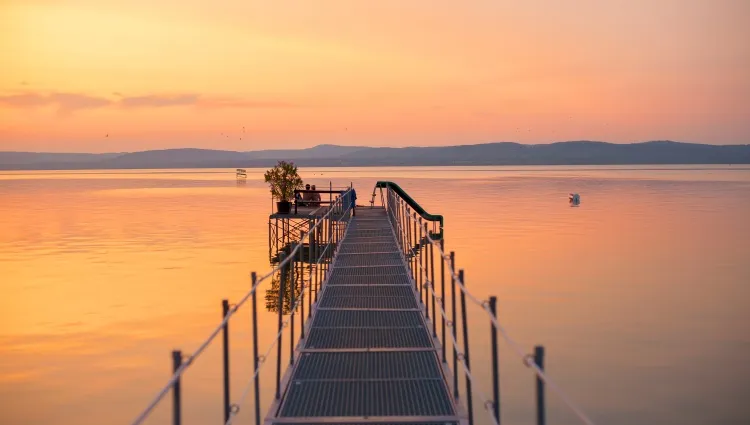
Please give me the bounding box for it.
[1,141,748,170]
[245,144,369,160]
[0,152,122,167]
[98,148,245,168]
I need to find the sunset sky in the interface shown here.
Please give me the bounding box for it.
[1,0,748,152]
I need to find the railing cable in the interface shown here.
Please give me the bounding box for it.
[392,191,596,425]
[225,201,353,424]
[131,189,352,425]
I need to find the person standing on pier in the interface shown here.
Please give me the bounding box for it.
[350,187,357,216]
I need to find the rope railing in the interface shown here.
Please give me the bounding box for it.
[225,201,353,425]
[385,187,596,425]
[385,194,498,425]
[130,189,353,425]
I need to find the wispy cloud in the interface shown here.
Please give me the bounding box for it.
[197,97,299,109]
[51,93,112,113]
[0,93,50,108]
[0,92,112,115]
[0,91,300,115]
[119,94,199,108]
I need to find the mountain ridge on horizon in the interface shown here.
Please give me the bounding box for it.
[1,140,749,170]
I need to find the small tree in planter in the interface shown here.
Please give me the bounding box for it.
[264,161,303,214]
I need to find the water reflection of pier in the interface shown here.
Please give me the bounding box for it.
[266,205,347,314]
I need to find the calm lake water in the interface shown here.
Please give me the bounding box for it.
[1,166,749,425]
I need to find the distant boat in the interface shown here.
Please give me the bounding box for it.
[569,193,580,204]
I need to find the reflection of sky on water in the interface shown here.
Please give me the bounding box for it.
[0,166,748,425]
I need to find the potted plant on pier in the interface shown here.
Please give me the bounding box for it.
[264,160,303,214]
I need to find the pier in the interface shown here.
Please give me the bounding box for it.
[266,205,460,424]
[131,182,595,425]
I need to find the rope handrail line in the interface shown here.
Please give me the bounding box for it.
[130,190,352,425]
[225,201,354,425]
[385,199,496,425]
[226,262,315,425]
[427,279,498,425]
[389,190,596,425]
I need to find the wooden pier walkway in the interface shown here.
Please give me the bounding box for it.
[267,206,462,425]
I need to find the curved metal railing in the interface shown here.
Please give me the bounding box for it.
[374,181,444,238]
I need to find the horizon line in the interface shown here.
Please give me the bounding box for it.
[3,139,749,155]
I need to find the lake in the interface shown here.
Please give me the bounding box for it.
[1,166,749,425]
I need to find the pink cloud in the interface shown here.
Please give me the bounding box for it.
[0,92,112,115]
[119,94,199,108]
[0,91,301,115]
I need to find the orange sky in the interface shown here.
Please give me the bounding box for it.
[1,0,749,152]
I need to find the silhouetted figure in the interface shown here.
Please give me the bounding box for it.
[301,184,313,206]
[311,185,321,207]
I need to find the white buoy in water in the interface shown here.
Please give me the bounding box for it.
[569,193,580,204]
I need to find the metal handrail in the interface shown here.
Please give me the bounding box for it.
[374,181,443,238]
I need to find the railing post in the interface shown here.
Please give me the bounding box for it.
[417,215,424,309]
[489,296,501,424]
[300,231,306,339]
[403,202,408,256]
[171,350,182,425]
[440,239,446,362]
[450,252,458,399]
[429,225,436,337]
[397,197,402,238]
[314,219,320,302]
[420,218,427,319]
[222,299,230,424]
[308,223,314,318]
[290,243,297,365]
[407,208,414,285]
[268,220,272,262]
[459,270,474,425]
[251,273,261,425]
[328,208,333,264]
[276,252,287,399]
[534,346,546,425]
[396,198,402,250]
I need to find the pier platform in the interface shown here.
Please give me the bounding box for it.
[265,207,463,425]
